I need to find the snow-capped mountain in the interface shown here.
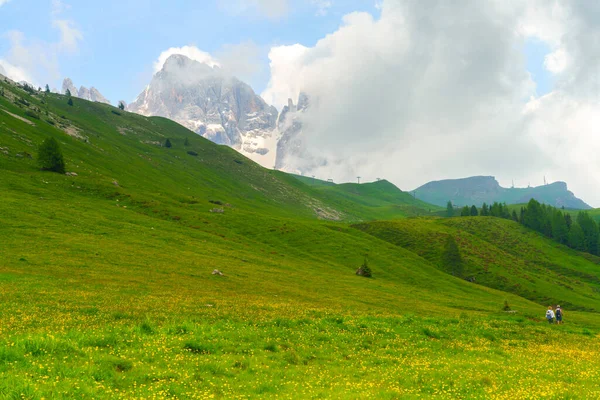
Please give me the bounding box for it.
[275,93,309,171]
[61,78,110,104]
[128,54,279,166]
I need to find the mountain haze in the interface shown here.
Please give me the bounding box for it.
[414,176,590,209]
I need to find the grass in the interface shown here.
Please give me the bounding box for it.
[2,77,600,398]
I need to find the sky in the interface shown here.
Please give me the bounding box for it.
[1,0,600,206]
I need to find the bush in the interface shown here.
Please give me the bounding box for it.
[165,139,172,148]
[38,137,65,174]
[187,150,198,156]
[356,256,372,278]
[24,110,40,119]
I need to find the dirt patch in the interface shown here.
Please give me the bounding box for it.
[2,109,35,126]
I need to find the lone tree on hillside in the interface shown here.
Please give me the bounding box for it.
[165,138,172,148]
[442,235,462,277]
[45,84,50,94]
[184,137,190,147]
[67,97,73,106]
[118,101,125,110]
[38,137,65,174]
[446,201,454,217]
[66,88,72,97]
[356,255,372,278]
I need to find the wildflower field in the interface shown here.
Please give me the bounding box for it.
[2,77,600,398]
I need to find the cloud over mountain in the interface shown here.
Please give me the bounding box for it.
[261,0,600,206]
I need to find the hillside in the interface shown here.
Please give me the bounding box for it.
[3,76,600,398]
[291,175,441,219]
[414,176,591,209]
[354,217,600,312]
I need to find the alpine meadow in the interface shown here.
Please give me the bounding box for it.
[3,1,600,399]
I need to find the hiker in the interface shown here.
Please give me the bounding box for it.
[555,305,564,325]
[545,306,555,324]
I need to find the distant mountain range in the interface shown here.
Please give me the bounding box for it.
[413,176,591,209]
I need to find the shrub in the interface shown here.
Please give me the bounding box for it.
[111,110,121,116]
[24,110,40,119]
[38,137,65,174]
[187,150,198,156]
[165,139,172,148]
[356,256,372,278]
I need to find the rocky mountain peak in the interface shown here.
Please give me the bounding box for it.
[62,78,110,104]
[128,54,279,166]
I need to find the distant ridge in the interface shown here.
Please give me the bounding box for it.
[413,176,591,209]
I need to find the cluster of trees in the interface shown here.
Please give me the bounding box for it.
[446,199,600,256]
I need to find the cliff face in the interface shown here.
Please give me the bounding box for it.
[128,54,279,166]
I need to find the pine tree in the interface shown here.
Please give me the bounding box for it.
[446,201,454,218]
[118,101,125,110]
[461,206,470,217]
[45,84,50,93]
[442,236,463,277]
[184,137,190,147]
[38,137,65,174]
[577,212,599,255]
[569,223,586,251]
[67,97,73,106]
[512,210,519,222]
[66,88,72,97]
[470,205,478,216]
[481,203,489,216]
[165,139,172,148]
[551,210,569,244]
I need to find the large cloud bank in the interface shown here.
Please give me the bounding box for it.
[262,0,600,206]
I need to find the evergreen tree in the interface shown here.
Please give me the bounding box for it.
[512,210,519,222]
[165,138,172,148]
[184,137,190,147]
[38,137,65,174]
[577,212,599,255]
[45,84,50,93]
[523,199,543,232]
[118,101,125,110]
[481,203,489,216]
[470,205,478,216]
[66,88,72,97]
[569,223,586,251]
[461,206,471,217]
[551,210,569,244]
[442,236,463,277]
[446,201,454,217]
[565,213,573,229]
[67,97,73,106]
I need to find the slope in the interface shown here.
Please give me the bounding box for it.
[3,77,600,398]
[354,217,600,312]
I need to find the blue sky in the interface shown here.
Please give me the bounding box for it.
[0,0,552,104]
[0,0,381,102]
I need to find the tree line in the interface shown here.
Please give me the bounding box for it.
[446,199,600,256]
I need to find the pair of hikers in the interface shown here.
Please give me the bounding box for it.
[545,305,564,324]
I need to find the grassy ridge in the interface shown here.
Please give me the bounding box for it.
[3,77,600,398]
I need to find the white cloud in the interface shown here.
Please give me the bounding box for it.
[0,0,82,86]
[154,46,219,73]
[311,0,332,16]
[219,0,289,20]
[264,0,600,206]
[0,0,12,6]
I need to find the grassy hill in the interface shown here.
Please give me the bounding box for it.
[354,217,600,312]
[291,175,442,220]
[3,77,600,398]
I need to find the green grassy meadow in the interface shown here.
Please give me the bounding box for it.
[2,77,600,398]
